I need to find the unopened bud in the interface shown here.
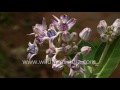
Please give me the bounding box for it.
[64,45,72,54]
[72,45,78,51]
[109,38,113,43]
[97,20,107,34]
[79,27,92,41]
[112,18,120,27]
[100,34,108,42]
[100,33,108,42]
[61,31,71,42]
[81,46,91,56]
[113,26,120,36]
[71,32,78,41]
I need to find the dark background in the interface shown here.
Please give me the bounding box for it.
[0,12,119,78]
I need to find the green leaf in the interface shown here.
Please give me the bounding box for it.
[94,42,106,62]
[96,36,120,78]
[62,65,69,78]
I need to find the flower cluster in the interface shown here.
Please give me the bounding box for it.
[97,19,120,43]
[26,14,93,78]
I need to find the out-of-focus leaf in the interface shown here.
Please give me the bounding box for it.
[96,36,120,78]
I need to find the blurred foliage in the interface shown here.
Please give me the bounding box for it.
[0,12,13,26]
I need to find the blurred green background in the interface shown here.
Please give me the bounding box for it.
[0,12,119,78]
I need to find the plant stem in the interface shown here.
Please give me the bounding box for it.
[77,40,82,45]
[98,43,110,65]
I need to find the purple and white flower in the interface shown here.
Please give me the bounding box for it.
[46,37,63,63]
[52,15,76,42]
[27,17,61,45]
[52,14,76,31]
[65,52,86,78]
[27,41,38,60]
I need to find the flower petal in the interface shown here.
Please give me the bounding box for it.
[60,14,68,23]
[45,55,52,63]
[72,52,81,62]
[112,18,120,27]
[65,61,72,68]
[79,67,86,74]
[69,69,75,78]
[49,23,55,30]
[33,24,43,34]
[27,33,35,35]
[52,15,60,22]
[42,17,47,30]
[68,18,76,30]
[27,53,37,60]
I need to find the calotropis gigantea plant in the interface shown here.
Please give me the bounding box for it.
[26,14,120,78]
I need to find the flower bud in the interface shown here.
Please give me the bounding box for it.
[113,26,120,36]
[72,45,78,51]
[81,46,91,56]
[61,31,71,42]
[79,27,92,41]
[71,32,78,41]
[64,45,72,54]
[97,20,107,34]
[111,32,116,39]
[52,60,64,71]
[112,18,120,27]
[46,48,56,58]
[100,33,108,42]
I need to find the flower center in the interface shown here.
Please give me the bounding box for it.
[28,45,36,54]
[71,63,80,71]
[59,23,68,31]
[47,29,56,38]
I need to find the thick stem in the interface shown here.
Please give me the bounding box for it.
[98,43,110,65]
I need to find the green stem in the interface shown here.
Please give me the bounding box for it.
[98,43,110,65]
[84,66,87,78]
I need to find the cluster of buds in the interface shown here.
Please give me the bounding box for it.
[97,19,120,43]
[26,14,92,78]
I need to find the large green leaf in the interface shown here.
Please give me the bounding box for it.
[94,42,106,63]
[93,36,120,76]
[96,36,120,78]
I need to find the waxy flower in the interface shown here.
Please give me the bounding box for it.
[27,17,60,45]
[65,52,86,78]
[97,20,107,34]
[52,14,76,31]
[46,37,63,62]
[79,27,92,41]
[27,41,38,60]
[81,46,91,56]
